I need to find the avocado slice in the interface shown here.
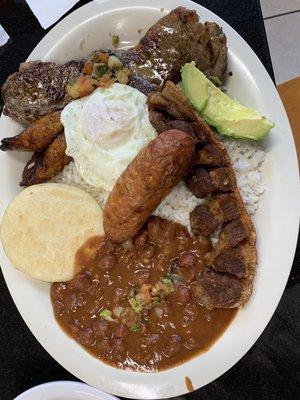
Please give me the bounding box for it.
[181,62,208,112]
[181,62,274,140]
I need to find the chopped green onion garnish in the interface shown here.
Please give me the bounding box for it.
[152,278,174,298]
[112,306,124,318]
[99,309,116,322]
[130,323,141,332]
[160,277,174,295]
[91,63,107,78]
[167,273,181,285]
[128,297,142,313]
[128,288,137,298]
[151,296,161,306]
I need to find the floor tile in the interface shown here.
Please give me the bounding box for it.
[264,12,300,83]
[260,0,300,18]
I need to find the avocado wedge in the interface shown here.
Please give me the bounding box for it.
[181,62,274,140]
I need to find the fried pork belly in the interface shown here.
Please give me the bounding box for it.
[148,81,257,309]
[0,111,63,152]
[20,133,71,187]
[192,268,244,310]
[190,205,219,237]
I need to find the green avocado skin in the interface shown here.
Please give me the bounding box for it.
[181,62,274,140]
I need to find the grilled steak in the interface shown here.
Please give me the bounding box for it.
[2,60,83,126]
[1,7,227,125]
[121,7,227,90]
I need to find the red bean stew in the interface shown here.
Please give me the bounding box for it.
[51,217,237,371]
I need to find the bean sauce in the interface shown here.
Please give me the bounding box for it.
[51,217,237,371]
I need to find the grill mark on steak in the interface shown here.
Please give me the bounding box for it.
[147,81,257,309]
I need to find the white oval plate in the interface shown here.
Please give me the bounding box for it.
[14,381,119,400]
[0,0,299,398]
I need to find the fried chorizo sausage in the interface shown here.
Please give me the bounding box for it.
[104,129,195,242]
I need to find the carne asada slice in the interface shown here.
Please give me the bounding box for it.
[2,61,83,126]
[121,7,227,89]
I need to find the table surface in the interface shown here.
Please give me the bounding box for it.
[0,1,299,399]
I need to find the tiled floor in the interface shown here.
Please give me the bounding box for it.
[260,0,300,84]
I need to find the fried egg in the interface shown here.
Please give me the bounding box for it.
[61,83,157,191]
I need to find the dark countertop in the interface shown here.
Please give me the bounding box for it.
[0,1,299,399]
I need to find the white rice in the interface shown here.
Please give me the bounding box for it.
[53,137,265,231]
[222,137,265,215]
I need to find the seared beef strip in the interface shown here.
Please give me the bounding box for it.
[190,205,219,237]
[148,81,257,309]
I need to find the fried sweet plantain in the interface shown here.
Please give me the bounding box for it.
[0,111,63,152]
[20,133,71,186]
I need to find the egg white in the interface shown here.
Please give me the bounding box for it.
[61,83,157,191]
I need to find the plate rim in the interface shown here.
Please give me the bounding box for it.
[14,380,119,400]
